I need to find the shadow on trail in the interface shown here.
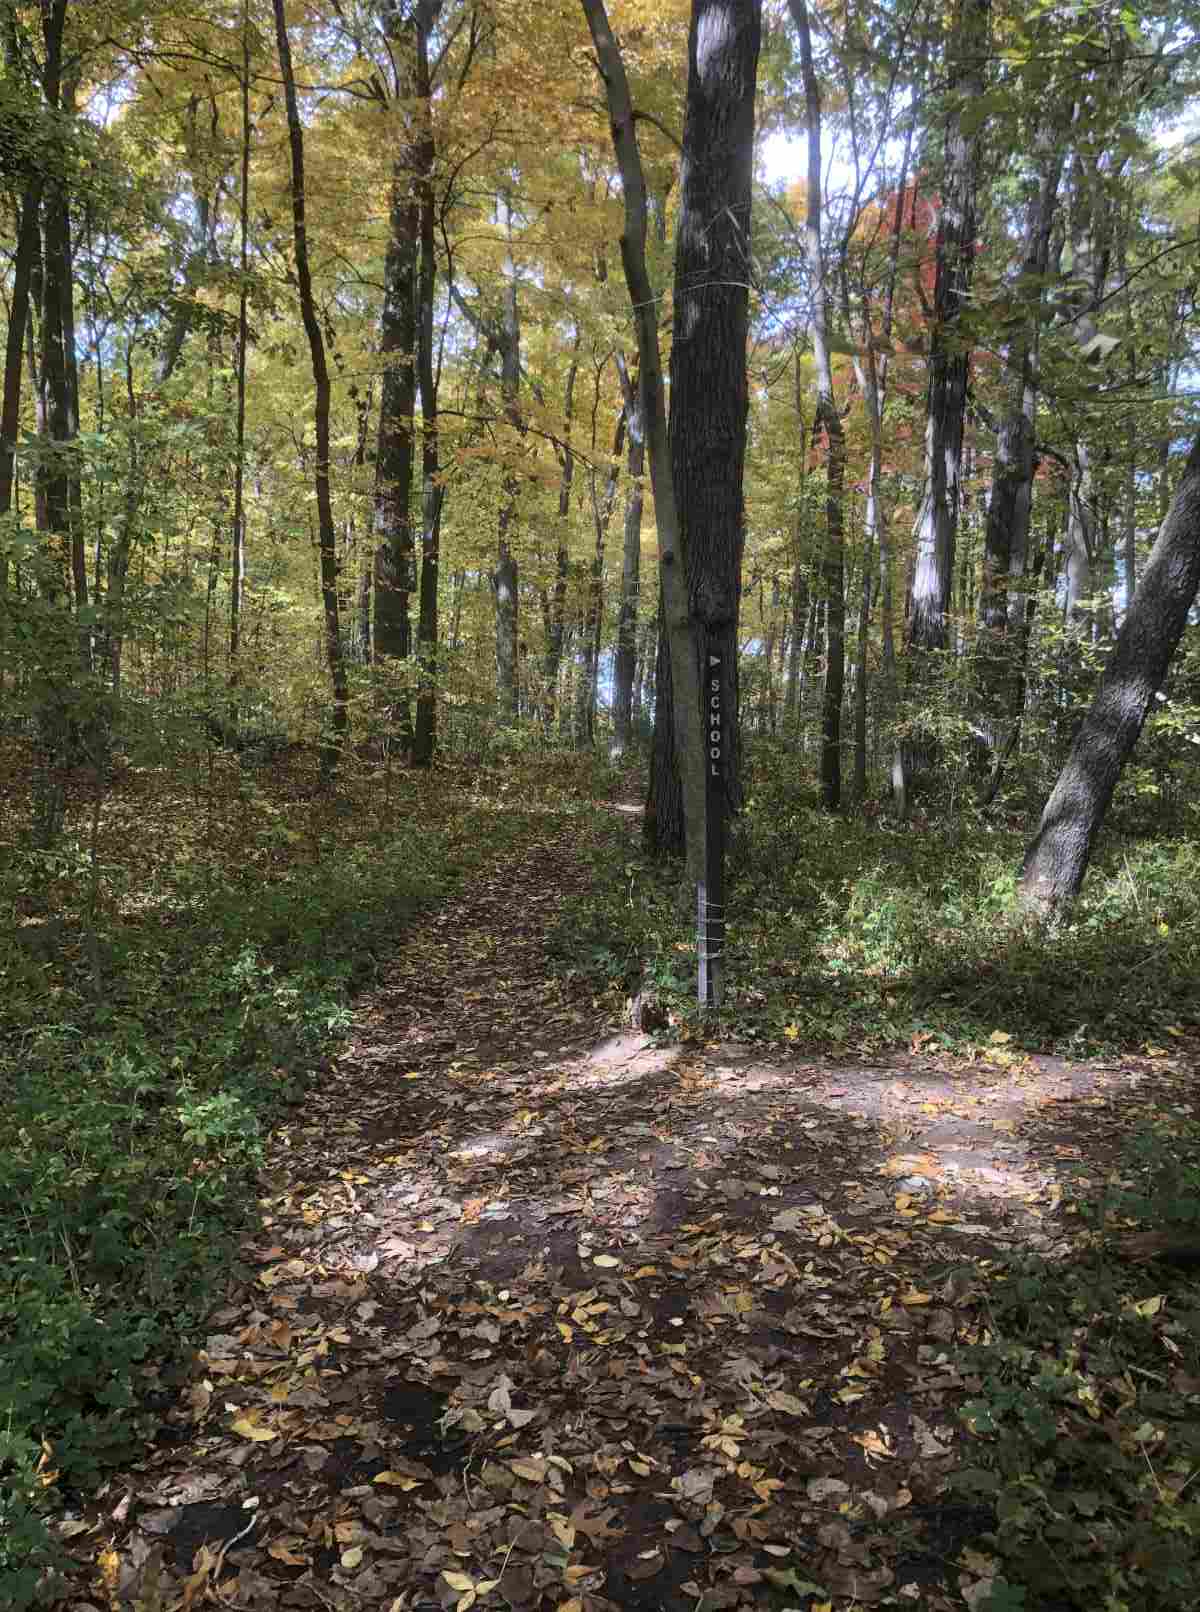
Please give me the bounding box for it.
[52,812,1198,1612]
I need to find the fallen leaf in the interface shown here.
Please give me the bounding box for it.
[627,1548,665,1580]
[807,1477,849,1503]
[229,1416,277,1443]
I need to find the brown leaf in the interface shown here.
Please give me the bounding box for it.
[627,1548,665,1581]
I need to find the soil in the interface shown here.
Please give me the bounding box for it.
[51,810,1200,1612]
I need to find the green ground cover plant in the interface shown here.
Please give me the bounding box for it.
[552,740,1200,1057]
[943,1115,1200,1612]
[0,746,537,1604]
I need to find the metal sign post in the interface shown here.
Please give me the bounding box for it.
[698,642,725,1009]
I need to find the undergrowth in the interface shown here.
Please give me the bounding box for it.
[551,742,1200,1056]
[0,745,575,1606]
[944,1112,1200,1612]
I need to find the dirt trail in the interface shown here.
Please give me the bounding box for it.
[55,818,1188,1612]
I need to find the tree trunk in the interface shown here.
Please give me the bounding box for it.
[0,172,42,564]
[1019,433,1200,912]
[976,134,1064,762]
[897,0,989,804]
[37,2,81,616]
[646,0,761,844]
[611,351,645,755]
[542,333,581,728]
[494,190,522,723]
[412,20,441,769]
[230,0,251,689]
[581,0,717,883]
[575,406,625,747]
[271,0,347,771]
[790,0,843,809]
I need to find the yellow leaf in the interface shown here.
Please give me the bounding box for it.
[340,1546,364,1569]
[441,1571,476,1593]
[551,1519,576,1549]
[894,1193,913,1210]
[230,1416,277,1442]
[1135,1294,1164,1318]
[927,1208,957,1223]
[593,1254,621,1268]
[899,1287,932,1306]
[373,1471,422,1489]
[632,1265,659,1279]
[477,1580,500,1595]
[988,1030,1011,1044]
[556,1322,574,1343]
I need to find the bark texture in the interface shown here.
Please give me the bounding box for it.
[646,0,761,844]
[1019,433,1200,912]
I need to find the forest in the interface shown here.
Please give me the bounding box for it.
[2,0,1200,1608]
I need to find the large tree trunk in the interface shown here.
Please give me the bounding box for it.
[272,0,347,771]
[1019,433,1200,912]
[645,0,761,847]
[790,0,843,809]
[611,352,645,755]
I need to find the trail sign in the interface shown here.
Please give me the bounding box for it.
[698,642,725,1008]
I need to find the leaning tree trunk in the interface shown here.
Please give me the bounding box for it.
[272,0,347,771]
[581,0,713,884]
[1019,432,1200,913]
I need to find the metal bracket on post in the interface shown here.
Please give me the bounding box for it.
[698,641,725,1009]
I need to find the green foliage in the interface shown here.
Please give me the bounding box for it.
[551,743,1200,1054]
[948,1118,1200,1611]
[0,775,482,1602]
